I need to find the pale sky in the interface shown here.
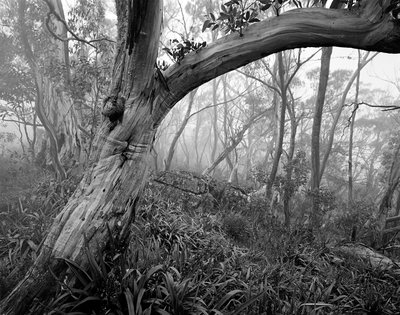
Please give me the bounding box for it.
[331,49,400,95]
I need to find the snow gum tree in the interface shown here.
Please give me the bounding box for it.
[2,0,400,313]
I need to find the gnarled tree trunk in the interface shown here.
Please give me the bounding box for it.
[1,1,164,313]
[3,0,400,313]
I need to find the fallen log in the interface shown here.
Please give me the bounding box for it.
[333,243,398,269]
[385,215,400,224]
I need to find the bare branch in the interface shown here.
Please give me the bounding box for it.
[42,0,115,49]
[346,101,400,111]
[284,48,321,91]
[236,68,281,95]
[187,86,256,120]
[0,118,43,127]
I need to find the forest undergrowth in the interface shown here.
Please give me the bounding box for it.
[1,168,400,314]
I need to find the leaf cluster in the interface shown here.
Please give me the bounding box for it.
[162,39,207,64]
[202,1,262,36]
[274,150,309,198]
[202,0,304,36]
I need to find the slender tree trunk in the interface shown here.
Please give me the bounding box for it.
[283,103,298,227]
[222,75,234,172]
[194,109,202,171]
[319,52,377,181]
[28,112,38,162]
[202,109,267,176]
[311,46,332,221]
[266,52,287,200]
[348,107,356,206]
[210,79,219,164]
[348,50,361,206]
[16,122,26,157]
[243,128,254,182]
[228,157,239,185]
[263,110,278,168]
[365,132,382,194]
[180,132,190,168]
[202,128,247,176]
[18,0,82,180]
[43,0,80,162]
[164,89,197,170]
[378,144,400,230]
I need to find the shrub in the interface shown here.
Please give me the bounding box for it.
[222,213,251,243]
[4,171,400,314]
[0,166,80,300]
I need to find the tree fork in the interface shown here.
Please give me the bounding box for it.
[3,0,400,313]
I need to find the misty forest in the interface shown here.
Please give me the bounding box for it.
[2,0,400,314]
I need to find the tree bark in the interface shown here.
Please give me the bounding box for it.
[3,1,400,312]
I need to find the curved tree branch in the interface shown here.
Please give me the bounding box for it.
[156,3,400,125]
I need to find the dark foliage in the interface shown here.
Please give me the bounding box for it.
[2,171,400,314]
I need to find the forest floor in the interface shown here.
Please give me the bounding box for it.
[1,170,400,314]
